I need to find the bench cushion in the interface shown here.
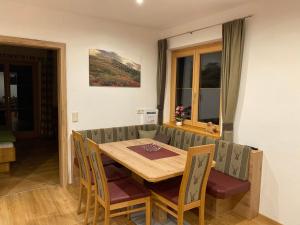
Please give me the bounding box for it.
[156,126,216,151]
[207,169,250,199]
[80,124,157,144]
[0,130,16,143]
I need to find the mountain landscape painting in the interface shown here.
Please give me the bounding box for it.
[89,49,141,87]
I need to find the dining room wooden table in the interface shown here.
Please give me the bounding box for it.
[98,138,215,224]
[98,138,189,183]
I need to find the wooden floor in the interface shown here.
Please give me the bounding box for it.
[0,139,59,196]
[0,139,275,225]
[0,184,275,225]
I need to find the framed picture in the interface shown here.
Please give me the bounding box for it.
[89,49,141,87]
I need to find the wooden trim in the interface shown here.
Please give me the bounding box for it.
[0,147,16,163]
[0,163,10,172]
[110,206,146,218]
[169,42,222,132]
[233,149,263,219]
[257,214,283,225]
[164,122,220,139]
[0,35,68,187]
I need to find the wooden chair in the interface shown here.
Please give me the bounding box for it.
[86,138,151,225]
[72,131,130,225]
[150,144,215,225]
[72,131,93,225]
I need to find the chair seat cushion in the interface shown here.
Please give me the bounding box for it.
[149,177,182,205]
[105,164,131,182]
[207,169,251,199]
[101,154,116,166]
[74,158,130,183]
[74,154,115,168]
[108,178,150,204]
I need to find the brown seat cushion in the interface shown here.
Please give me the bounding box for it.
[108,178,150,204]
[104,164,131,182]
[74,158,130,182]
[74,154,115,168]
[149,177,182,205]
[207,169,251,199]
[101,154,116,166]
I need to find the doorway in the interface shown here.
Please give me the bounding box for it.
[0,62,38,138]
[0,35,67,188]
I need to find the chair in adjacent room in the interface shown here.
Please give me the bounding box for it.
[150,144,215,225]
[87,138,151,225]
[72,131,131,225]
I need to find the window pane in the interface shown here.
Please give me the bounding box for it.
[176,56,193,120]
[198,52,221,125]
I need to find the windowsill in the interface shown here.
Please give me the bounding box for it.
[164,122,221,139]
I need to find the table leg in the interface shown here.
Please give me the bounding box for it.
[153,204,168,223]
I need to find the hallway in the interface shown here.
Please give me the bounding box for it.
[0,139,59,196]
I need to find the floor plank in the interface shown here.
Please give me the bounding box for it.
[0,184,277,225]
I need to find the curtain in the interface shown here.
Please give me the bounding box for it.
[156,39,168,125]
[221,18,245,142]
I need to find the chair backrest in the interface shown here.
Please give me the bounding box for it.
[178,144,215,206]
[72,131,91,184]
[86,138,109,204]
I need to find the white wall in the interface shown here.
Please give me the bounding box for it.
[161,1,300,224]
[0,0,158,181]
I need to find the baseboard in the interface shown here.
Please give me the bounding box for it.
[257,214,283,225]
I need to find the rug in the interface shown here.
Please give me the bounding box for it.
[130,211,191,225]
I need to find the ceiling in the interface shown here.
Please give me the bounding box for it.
[11,0,250,29]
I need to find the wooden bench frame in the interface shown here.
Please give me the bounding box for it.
[0,145,16,173]
[205,149,263,219]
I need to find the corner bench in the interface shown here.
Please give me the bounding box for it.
[74,124,263,220]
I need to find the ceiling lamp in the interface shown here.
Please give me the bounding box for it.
[136,0,144,5]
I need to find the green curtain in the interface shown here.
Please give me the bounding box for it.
[221,19,245,141]
[156,39,168,125]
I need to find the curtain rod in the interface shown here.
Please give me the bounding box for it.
[165,15,253,40]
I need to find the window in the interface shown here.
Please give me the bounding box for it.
[170,42,222,129]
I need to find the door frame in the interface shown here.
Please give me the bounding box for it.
[0,35,68,187]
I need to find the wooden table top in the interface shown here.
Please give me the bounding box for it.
[98,138,188,183]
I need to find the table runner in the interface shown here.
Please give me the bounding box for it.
[127,144,179,160]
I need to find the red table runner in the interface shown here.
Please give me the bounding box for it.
[127,144,179,160]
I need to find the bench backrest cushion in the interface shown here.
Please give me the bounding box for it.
[157,126,250,181]
[157,126,216,150]
[79,124,157,144]
[78,124,250,181]
[214,140,251,181]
